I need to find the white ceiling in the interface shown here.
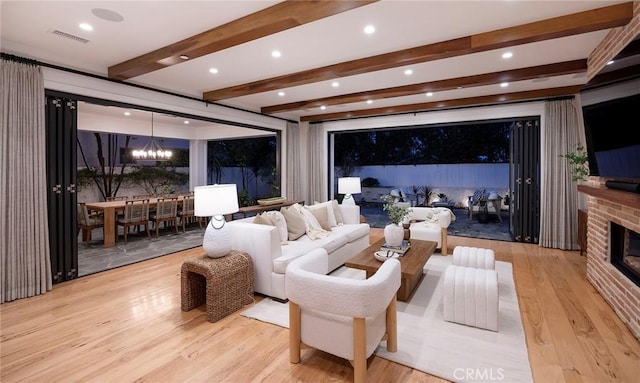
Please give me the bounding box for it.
[0,0,632,123]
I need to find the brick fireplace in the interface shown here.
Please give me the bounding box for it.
[579,183,640,339]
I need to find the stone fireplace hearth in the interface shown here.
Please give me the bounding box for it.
[579,183,640,340]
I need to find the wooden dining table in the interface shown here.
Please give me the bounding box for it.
[85,196,186,248]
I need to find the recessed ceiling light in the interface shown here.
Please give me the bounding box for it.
[426,92,433,97]
[500,82,509,87]
[320,105,326,110]
[606,60,615,65]
[404,69,413,76]
[278,91,285,96]
[502,52,513,59]
[332,81,339,88]
[79,23,93,31]
[179,55,189,60]
[209,68,219,74]
[364,25,375,34]
[271,50,281,58]
[367,100,373,104]
[184,120,189,124]
[124,112,131,116]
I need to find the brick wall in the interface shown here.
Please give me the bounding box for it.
[585,3,640,340]
[587,1,640,80]
[585,194,640,339]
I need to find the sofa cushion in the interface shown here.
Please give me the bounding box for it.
[274,241,321,274]
[331,223,370,243]
[281,205,307,241]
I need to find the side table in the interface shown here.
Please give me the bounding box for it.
[181,249,254,322]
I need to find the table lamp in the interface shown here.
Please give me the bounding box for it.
[194,184,240,258]
[338,177,361,205]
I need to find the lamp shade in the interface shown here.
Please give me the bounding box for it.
[194,184,239,217]
[338,177,361,195]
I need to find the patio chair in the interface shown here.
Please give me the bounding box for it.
[77,202,104,247]
[177,194,202,232]
[150,197,179,237]
[117,199,151,244]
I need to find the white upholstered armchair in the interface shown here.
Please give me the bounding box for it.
[285,248,401,383]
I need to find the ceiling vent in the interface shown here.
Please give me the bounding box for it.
[51,30,89,44]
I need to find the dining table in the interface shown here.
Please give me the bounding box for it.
[85,196,186,248]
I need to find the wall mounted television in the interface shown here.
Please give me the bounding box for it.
[581,78,640,185]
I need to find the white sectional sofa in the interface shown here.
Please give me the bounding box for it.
[228,202,370,301]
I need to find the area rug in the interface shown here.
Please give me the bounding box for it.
[241,255,533,383]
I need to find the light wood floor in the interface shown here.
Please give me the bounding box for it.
[2,229,639,382]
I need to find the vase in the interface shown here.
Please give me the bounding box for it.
[384,223,405,247]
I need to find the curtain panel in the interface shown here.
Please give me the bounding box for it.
[285,121,303,201]
[1,58,52,303]
[308,123,326,204]
[539,97,583,250]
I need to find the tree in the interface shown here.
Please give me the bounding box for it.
[77,132,132,200]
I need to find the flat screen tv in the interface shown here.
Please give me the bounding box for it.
[582,91,640,183]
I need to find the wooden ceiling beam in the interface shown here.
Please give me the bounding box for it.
[203,2,632,102]
[108,1,378,80]
[300,85,584,122]
[262,59,587,113]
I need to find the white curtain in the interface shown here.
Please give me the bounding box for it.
[307,123,326,203]
[539,97,583,250]
[1,58,52,303]
[285,121,303,200]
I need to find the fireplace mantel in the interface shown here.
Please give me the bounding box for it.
[578,184,640,209]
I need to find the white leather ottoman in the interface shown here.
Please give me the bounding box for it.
[452,246,495,269]
[443,264,498,331]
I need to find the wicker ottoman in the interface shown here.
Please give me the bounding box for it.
[181,250,254,322]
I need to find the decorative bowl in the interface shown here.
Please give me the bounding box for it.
[374,250,400,262]
[257,196,286,206]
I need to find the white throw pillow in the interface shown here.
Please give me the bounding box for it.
[310,201,338,227]
[264,211,289,244]
[300,206,323,231]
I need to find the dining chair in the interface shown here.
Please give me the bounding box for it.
[150,197,179,237]
[106,196,128,201]
[77,202,104,247]
[117,199,151,244]
[177,194,201,232]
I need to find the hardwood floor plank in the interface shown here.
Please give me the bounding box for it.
[2,230,639,383]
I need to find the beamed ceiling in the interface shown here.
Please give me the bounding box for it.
[1,1,636,123]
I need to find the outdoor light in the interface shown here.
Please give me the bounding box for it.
[131,112,173,161]
[338,177,361,205]
[194,184,239,258]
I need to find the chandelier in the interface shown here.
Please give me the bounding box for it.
[131,112,173,160]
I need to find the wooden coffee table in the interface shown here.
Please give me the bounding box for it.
[345,238,437,302]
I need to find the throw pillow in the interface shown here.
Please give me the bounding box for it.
[306,205,332,231]
[332,199,344,224]
[280,205,306,241]
[300,206,323,231]
[264,211,289,244]
[310,201,337,227]
[253,213,273,226]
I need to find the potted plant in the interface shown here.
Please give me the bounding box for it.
[561,144,589,182]
[381,194,411,247]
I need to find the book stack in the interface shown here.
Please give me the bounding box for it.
[380,240,411,255]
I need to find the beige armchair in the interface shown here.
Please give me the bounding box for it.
[285,248,401,383]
